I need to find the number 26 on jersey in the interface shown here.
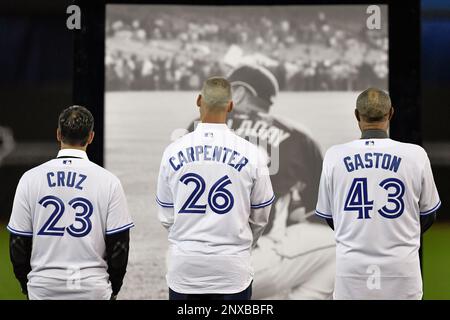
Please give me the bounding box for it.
[179,173,234,215]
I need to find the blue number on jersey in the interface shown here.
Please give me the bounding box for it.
[378,178,405,219]
[208,175,234,214]
[179,173,234,215]
[66,197,94,237]
[37,196,66,236]
[38,195,93,237]
[179,173,207,214]
[344,178,373,219]
[344,177,406,219]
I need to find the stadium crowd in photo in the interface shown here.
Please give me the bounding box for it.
[105,6,388,92]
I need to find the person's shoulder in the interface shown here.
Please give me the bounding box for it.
[162,131,195,157]
[392,139,425,152]
[324,141,354,156]
[391,139,428,163]
[19,159,55,181]
[229,129,260,153]
[87,161,122,185]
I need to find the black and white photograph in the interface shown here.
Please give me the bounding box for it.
[104,4,388,299]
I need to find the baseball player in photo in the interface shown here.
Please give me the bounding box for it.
[7,106,134,300]
[156,77,274,300]
[187,65,336,299]
[315,88,441,299]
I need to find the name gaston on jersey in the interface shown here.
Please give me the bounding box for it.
[168,144,249,172]
[343,152,402,173]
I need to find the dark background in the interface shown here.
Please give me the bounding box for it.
[0,0,449,223]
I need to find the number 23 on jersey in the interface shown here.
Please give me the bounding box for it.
[37,195,93,237]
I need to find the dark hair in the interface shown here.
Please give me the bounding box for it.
[58,106,94,146]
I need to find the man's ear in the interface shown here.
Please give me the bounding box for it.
[56,128,62,142]
[355,109,361,122]
[87,131,95,145]
[196,94,202,107]
[388,107,394,120]
[228,101,233,113]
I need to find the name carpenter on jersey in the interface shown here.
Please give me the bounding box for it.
[169,145,249,172]
[343,152,402,173]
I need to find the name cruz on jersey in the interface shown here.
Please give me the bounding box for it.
[46,171,87,189]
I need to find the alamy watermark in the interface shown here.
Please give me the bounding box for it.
[366,5,382,30]
[366,264,381,290]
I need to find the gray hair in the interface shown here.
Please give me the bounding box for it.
[356,88,392,122]
[201,77,232,110]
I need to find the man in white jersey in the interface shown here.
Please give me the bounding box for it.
[315,88,440,300]
[8,106,134,300]
[157,77,274,300]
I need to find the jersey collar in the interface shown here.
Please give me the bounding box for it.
[195,122,229,131]
[57,149,89,160]
[361,129,389,139]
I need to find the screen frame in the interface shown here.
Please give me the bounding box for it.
[73,0,420,167]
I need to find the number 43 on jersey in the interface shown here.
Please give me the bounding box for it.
[344,177,405,219]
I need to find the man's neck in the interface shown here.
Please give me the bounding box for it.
[201,114,227,124]
[361,129,389,139]
[60,144,87,152]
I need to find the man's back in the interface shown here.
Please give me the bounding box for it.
[8,149,133,299]
[157,123,274,294]
[316,138,440,299]
[189,109,323,231]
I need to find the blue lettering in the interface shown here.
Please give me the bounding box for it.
[344,156,354,172]
[364,153,373,168]
[47,172,56,187]
[373,153,383,167]
[194,146,203,161]
[66,171,76,188]
[234,157,249,172]
[354,154,364,170]
[222,147,232,163]
[228,151,239,167]
[204,145,212,161]
[169,156,181,171]
[57,171,65,187]
[381,154,392,170]
[213,146,222,162]
[76,174,87,190]
[178,151,188,166]
[390,156,402,172]
[186,147,194,162]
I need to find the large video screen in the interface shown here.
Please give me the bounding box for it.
[104,4,388,299]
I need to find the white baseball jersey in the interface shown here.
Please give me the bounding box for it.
[7,149,134,300]
[157,122,274,294]
[316,138,440,300]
